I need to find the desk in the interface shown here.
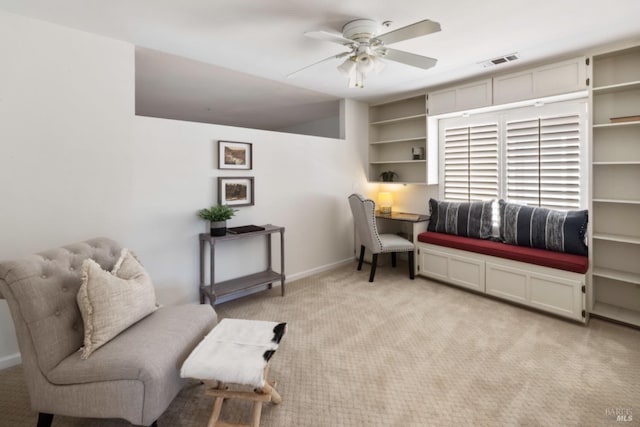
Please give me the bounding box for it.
[199,224,285,305]
[375,211,429,245]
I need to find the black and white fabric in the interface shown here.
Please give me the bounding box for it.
[427,198,493,240]
[499,200,588,256]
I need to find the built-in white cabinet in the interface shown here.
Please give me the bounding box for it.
[590,45,640,327]
[368,94,427,184]
[417,243,586,322]
[493,57,588,104]
[428,79,492,115]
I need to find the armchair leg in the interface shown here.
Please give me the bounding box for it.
[391,252,397,268]
[36,413,53,427]
[357,245,365,271]
[369,254,378,282]
[408,251,415,280]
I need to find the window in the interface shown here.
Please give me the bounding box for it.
[505,114,581,209]
[438,99,587,210]
[443,123,498,202]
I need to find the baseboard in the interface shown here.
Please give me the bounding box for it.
[287,258,354,283]
[0,352,21,370]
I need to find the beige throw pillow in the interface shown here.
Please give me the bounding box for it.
[77,248,157,359]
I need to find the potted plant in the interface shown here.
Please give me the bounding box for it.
[198,205,238,236]
[379,170,399,182]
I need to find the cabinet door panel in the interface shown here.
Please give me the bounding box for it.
[486,263,527,302]
[419,248,448,281]
[529,274,582,320]
[448,255,485,291]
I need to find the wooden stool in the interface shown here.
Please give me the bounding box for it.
[205,366,282,427]
[180,319,287,427]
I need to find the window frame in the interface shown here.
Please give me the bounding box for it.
[437,98,589,210]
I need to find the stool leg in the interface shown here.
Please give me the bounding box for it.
[208,396,224,427]
[251,401,263,427]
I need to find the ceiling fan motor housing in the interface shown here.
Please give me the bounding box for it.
[342,19,381,42]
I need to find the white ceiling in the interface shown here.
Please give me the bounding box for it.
[2,0,640,130]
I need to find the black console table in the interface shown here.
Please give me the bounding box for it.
[199,224,285,305]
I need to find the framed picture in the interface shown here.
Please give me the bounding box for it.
[218,177,255,206]
[218,141,252,170]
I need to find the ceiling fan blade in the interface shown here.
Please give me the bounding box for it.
[373,20,441,45]
[287,52,351,78]
[304,30,355,46]
[381,48,437,70]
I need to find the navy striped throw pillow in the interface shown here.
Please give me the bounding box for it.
[427,199,493,240]
[499,200,588,256]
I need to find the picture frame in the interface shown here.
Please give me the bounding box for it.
[218,177,255,206]
[218,141,252,170]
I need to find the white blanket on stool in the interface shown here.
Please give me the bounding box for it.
[180,318,286,388]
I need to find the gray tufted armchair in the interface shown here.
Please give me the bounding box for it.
[0,237,217,427]
[348,193,415,282]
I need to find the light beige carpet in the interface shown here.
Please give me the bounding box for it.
[1,262,639,427]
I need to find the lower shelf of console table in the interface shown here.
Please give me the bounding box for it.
[417,243,586,323]
[199,225,285,305]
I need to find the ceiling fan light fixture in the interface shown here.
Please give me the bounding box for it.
[356,52,375,74]
[337,57,357,77]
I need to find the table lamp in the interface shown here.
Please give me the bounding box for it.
[378,192,393,214]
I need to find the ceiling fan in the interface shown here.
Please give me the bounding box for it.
[288,18,441,88]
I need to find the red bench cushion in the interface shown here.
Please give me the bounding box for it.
[418,231,588,274]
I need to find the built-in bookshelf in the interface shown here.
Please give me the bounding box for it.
[590,45,640,326]
[368,94,427,184]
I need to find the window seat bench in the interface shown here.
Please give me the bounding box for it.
[416,231,588,323]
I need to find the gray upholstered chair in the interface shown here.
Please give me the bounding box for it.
[348,193,415,282]
[0,238,217,427]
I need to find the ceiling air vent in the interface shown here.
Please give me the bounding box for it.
[480,53,520,68]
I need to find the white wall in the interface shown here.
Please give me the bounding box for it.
[130,116,363,305]
[0,11,135,368]
[0,11,368,367]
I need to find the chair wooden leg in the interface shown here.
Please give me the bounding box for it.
[369,254,378,282]
[357,245,365,271]
[408,251,415,280]
[36,413,53,427]
[391,252,397,267]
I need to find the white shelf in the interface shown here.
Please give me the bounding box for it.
[590,45,640,326]
[593,161,640,165]
[593,233,640,245]
[592,198,640,205]
[368,181,428,186]
[369,160,427,165]
[593,121,640,128]
[593,80,640,94]
[370,113,427,125]
[368,94,428,185]
[592,267,640,285]
[370,136,426,145]
[591,302,640,326]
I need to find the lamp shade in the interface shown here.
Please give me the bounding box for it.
[378,192,393,214]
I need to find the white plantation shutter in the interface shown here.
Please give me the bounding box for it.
[506,114,581,209]
[438,99,587,209]
[443,123,498,201]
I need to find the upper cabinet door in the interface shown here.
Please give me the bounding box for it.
[429,79,492,115]
[493,57,587,105]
